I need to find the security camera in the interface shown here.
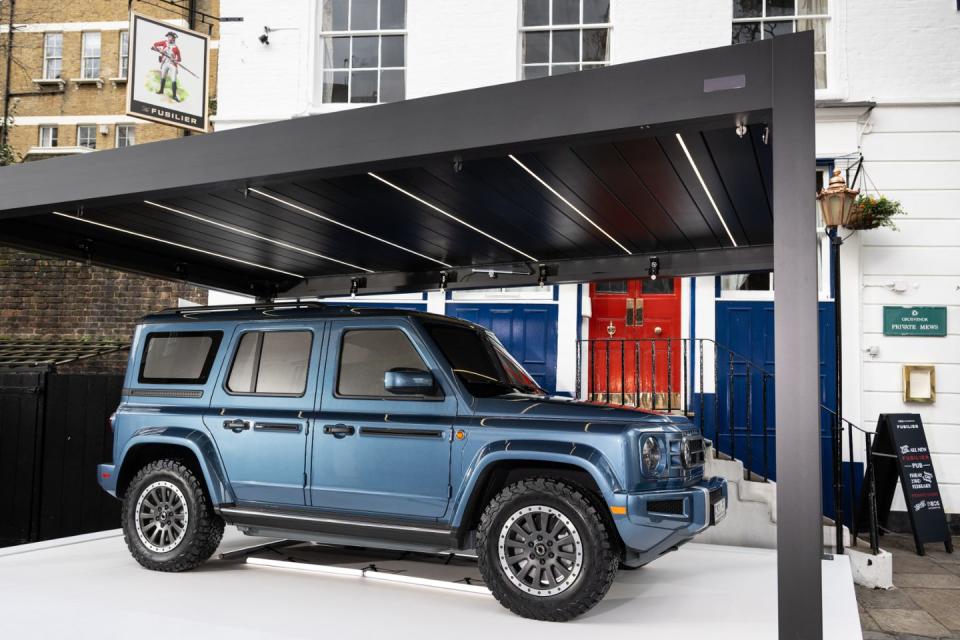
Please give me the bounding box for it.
[258,33,269,45]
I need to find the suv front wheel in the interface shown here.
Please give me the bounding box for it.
[477,478,620,621]
[121,459,224,572]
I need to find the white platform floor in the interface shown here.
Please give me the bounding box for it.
[0,527,862,639]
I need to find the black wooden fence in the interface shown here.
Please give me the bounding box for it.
[0,369,122,547]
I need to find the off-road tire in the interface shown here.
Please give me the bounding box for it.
[121,458,224,572]
[477,477,620,621]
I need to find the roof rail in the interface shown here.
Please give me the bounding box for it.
[153,302,328,316]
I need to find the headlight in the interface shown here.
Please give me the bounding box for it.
[681,438,693,468]
[640,435,662,475]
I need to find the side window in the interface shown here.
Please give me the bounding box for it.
[227,331,312,395]
[139,331,223,384]
[337,329,434,398]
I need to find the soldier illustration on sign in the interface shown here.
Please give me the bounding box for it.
[151,32,182,102]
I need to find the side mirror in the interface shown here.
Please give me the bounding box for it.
[384,368,436,396]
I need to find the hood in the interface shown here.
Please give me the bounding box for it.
[471,394,691,427]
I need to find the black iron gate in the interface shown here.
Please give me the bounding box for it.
[0,369,122,547]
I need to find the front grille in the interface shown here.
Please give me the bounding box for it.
[647,499,685,516]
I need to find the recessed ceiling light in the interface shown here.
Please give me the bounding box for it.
[51,211,303,279]
[508,154,632,255]
[248,187,454,269]
[144,200,373,273]
[675,133,738,247]
[368,172,539,263]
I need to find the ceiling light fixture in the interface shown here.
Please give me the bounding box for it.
[674,133,738,247]
[368,172,538,263]
[248,187,453,269]
[144,200,372,273]
[508,154,632,255]
[51,211,303,279]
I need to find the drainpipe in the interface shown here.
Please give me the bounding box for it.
[1,0,15,153]
[182,0,197,137]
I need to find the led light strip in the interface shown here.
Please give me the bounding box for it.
[508,154,632,255]
[144,200,373,273]
[248,187,453,269]
[674,133,738,247]
[368,173,539,263]
[51,212,303,279]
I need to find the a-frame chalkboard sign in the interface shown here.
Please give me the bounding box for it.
[865,413,953,555]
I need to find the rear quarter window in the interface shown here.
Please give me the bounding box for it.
[138,331,223,384]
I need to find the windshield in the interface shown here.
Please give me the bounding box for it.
[425,323,544,398]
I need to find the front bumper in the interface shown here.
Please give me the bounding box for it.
[612,476,727,567]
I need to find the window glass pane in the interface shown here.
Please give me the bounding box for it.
[814,52,827,89]
[720,273,772,291]
[582,28,608,61]
[798,0,827,14]
[351,0,378,30]
[767,0,796,16]
[324,36,350,69]
[523,65,549,80]
[581,63,604,71]
[380,0,405,29]
[141,332,221,383]
[227,332,259,393]
[83,32,100,56]
[523,31,549,64]
[323,0,349,30]
[380,69,404,102]
[583,0,610,23]
[381,35,404,67]
[552,29,579,62]
[523,0,549,26]
[797,17,826,51]
[732,22,760,44]
[552,64,579,75]
[256,332,311,394]
[763,20,794,38]
[350,69,378,102]
[733,0,763,18]
[641,278,676,294]
[338,329,429,397]
[552,0,580,25]
[352,35,378,68]
[595,280,627,293]
[323,70,349,102]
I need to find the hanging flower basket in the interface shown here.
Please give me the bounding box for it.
[845,194,906,231]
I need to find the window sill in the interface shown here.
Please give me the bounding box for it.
[70,77,104,89]
[31,78,65,91]
[24,146,95,158]
[109,77,128,87]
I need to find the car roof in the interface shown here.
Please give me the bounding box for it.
[140,303,484,330]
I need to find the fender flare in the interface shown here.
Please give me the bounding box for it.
[450,439,623,528]
[116,426,234,505]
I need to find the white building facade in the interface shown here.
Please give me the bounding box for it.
[214,0,960,520]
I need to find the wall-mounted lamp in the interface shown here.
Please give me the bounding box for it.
[439,271,448,293]
[258,31,269,45]
[647,256,660,281]
[349,277,366,298]
[537,265,548,288]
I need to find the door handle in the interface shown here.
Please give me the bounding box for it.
[223,419,251,432]
[323,424,355,438]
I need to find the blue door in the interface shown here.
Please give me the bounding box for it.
[446,303,558,393]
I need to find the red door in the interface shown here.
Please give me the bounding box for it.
[588,278,682,409]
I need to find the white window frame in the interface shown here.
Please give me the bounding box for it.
[76,125,97,150]
[319,0,407,105]
[81,31,101,79]
[518,0,613,80]
[731,0,829,89]
[38,125,58,148]
[116,124,135,148]
[119,31,130,79]
[43,33,63,79]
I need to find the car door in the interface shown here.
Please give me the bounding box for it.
[205,322,323,506]
[310,319,455,519]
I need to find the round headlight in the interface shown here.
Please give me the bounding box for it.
[681,439,693,468]
[640,436,661,474]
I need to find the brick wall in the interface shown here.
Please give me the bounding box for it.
[0,247,207,372]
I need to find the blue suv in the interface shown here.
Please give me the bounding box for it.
[98,303,726,621]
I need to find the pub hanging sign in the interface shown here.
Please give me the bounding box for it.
[883,306,947,337]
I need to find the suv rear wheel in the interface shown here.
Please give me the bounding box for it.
[121,459,224,572]
[477,478,620,621]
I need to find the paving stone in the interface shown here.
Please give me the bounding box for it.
[869,609,951,638]
[858,584,921,609]
[895,553,952,575]
[861,610,882,631]
[896,574,960,590]
[862,632,895,640]
[904,588,960,631]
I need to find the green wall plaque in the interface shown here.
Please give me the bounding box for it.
[883,306,947,337]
